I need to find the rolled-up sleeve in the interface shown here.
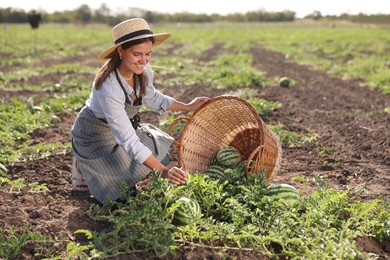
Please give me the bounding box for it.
[96,78,152,164]
[142,65,176,113]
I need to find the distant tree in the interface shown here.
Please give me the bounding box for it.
[144,11,157,23]
[95,3,110,23]
[76,4,92,24]
[46,10,75,23]
[0,7,27,23]
[305,10,322,20]
[1,6,389,25]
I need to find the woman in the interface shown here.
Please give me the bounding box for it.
[71,18,209,203]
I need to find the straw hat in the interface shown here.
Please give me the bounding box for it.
[98,18,171,59]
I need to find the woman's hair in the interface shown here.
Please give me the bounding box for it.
[94,37,155,96]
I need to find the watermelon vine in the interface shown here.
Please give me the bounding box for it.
[77,168,389,259]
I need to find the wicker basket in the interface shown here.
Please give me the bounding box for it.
[169,95,282,180]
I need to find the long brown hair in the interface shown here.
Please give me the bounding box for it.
[94,37,155,96]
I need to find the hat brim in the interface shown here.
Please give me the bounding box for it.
[98,33,171,60]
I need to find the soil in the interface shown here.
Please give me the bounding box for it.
[0,42,389,259]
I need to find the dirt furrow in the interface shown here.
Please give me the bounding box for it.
[251,45,390,200]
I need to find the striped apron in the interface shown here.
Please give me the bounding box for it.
[71,89,174,203]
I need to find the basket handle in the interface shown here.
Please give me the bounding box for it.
[168,116,191,147]
[245,145,264,177]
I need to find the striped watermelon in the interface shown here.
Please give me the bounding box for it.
[216,146,242,167]
[204,165,227,180]
[267,184,300,206]
[209,151,219,166]
[236,160,255,173]
[173,197,202,225]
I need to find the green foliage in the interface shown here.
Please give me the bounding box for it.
[247,97,281,116]
[205,53,269,89]
[291,175,309,183]
[252,25,390,95]
[2,22,389,95]
[159,113,191,136]
[0,227,33,259]
[0,177,49,194]
[68,170,390,259]
[0,98,51,150]
[269,123,318,147]
[0,90,86,163]
[160,52,269,89]
[0,163,8,177]
[0,227,55,259]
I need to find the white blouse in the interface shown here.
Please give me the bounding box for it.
[86,64,176,164]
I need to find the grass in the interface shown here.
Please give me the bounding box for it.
[2,22,388,94]
[0,90,88,163]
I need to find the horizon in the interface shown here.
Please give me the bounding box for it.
[1,0,389,19]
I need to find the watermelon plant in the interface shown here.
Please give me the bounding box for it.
[75,171,389,259]
[0,163,7,177]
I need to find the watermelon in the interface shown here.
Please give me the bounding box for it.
[204,165,227,180]
[209,151,219,166]
[216,146,242,167]
[172,197,202,225]
[279,76,290,87]
[267,183,300,206]
[236,160,255,173]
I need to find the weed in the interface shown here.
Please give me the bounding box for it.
[247,98,281,116]
[0,177,49,194]
[316,144,334,156]
[269,123,318,147]
[0,227,55,259]
[291,175,308,183]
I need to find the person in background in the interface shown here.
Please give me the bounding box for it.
[71,18,209,203]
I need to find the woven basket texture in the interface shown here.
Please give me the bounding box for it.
[171,96,282,180]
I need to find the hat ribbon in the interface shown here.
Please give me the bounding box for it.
[114,29,153,45]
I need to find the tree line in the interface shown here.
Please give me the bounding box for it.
[1,4,389,25]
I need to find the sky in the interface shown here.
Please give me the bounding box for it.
[1,0,389,18]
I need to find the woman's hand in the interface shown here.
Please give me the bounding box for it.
[186,97,210,111]
[167,97,210,112]
[161,166,187,184]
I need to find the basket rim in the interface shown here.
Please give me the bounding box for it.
[177,95,267,147]
[191,95,262,121]
[177,95,265,151]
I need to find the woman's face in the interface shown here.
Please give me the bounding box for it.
[118,40,153,75]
